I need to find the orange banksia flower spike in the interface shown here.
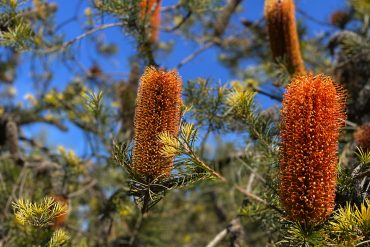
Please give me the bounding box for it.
[354,124,370,152]
[140,0,162,43]
[132,66,182,180]
[51,195,69,229]
[264,0,305,75]
[279,74,346,225]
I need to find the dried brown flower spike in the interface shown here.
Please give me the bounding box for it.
[132,66,182,180]
[330,10,350,29]
[140,0,161,43]
[354,124,370,152]
[264,0,305,75]
[279,74,346,225]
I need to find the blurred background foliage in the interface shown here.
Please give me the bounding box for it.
[0,0,369,246]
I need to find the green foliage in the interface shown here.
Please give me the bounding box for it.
[57,146,83,174]
[337,166,361,206]
[0,0,369,246]
[184,78,229,132]
[279,223,327,247]
[350,0,370,19]
[82,91,104,120]
[159,122,216,179]
[339,32,370,59]
[13,197,67,227]
[356,147,370,166]
[225,83,256,118]
[0,0,48,50]
[94,0,134,19]
[180,0,222,13]
[268,58,292,86]
[0,21,34,49]
[48,229,70,247]
[329,200,370,245]
[111,122,213,212]
[9,197,70,246]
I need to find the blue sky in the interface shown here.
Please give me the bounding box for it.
[10,0,347,155]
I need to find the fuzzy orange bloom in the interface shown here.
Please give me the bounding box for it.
[354,124,370,152]
[140,0,161,43]
[264,0,305,75]
[132,66,182,180]
[279,74,346,225]
[51,195,69,229]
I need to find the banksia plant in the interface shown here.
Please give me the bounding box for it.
[5,118,22,164]
[140,0,162,43]
[51,195,69,229]
[13,197,68,227]
[264,0,305,75]
[279,74,346,225]
[354,124,370,152]
[132,66,182,181]
[330,10,350,29]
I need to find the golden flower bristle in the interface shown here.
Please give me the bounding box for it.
[264,0,305,75]
[354,124,370,152]
[279,74,346,225]
[132,66,182,180]
[140,0,161,43]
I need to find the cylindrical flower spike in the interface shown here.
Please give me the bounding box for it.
[132,66,182,180]
[264,0,305,75]
[51,195,69,229]
[354,124,370,152]
[140,0,161,43]
[279,74,346,225]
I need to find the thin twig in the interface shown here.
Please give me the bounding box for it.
[42,22,125,53]
[206,229,228,247]
[206,218,245,247]
[183,139,283,214]
[344,119,358,128]
[68,179,98,198]
[19,111,68,131]
[129,205,145,246]
[199,126,212,157]
[252,86,283,102]
[162,10,192,32]
[176,41,214,69]
[235,185,284,214]
[214,0,243,37]
[161,3,181,12]
[357,239,370,246]
[296,8,335,28]
[4,167,27,217]
[184,141,227,182]
[246,172,255,193]
[19,135,50,153]
[353,169,370,180]
[175,0,243,69]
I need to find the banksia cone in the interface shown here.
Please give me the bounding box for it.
[330,10,350,29]
[264,0,305,75]
[51,195,69,229]
[132,66,182,180]
[279,74,346,225]
[140,0,161,43]
[5,119,19,159]
[354,124,370,152]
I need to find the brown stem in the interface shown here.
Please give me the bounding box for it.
[354,169,370,180]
